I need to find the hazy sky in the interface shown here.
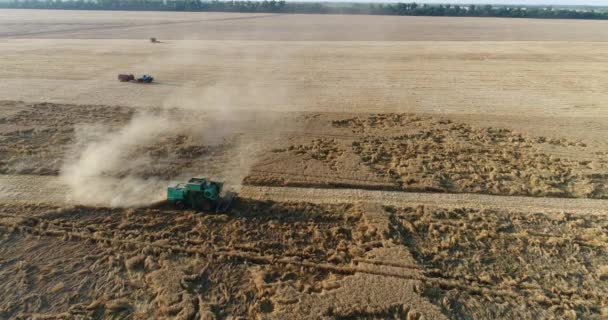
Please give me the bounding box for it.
[319,0,608,5]
[414,0,608,4]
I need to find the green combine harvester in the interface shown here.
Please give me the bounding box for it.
[167,178,235,212]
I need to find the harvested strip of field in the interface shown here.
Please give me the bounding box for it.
[240,185,608,216]
[0,200,396,318]
[1,199,605,319]
[3,101,608,199]
[389,205,608,320]
[0,101,131,175]
[0,101,247,179]
[259,113,608,199]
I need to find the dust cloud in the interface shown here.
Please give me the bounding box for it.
[60,113,176,207]
[60,79,295,208]
[59,109,258,207]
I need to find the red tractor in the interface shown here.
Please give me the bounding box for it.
[118,74,135,82]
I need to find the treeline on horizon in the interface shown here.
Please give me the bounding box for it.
[3,0,608,20]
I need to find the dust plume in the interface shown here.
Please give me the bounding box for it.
[60,112,177,207]
[59,98,291,207]
[60,39,300,207]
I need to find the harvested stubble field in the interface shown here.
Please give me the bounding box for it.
[2,100,607,319]
[253,113,608,198]
[4,101,608,199]
[1,8,607,320]
[1,202,606,319]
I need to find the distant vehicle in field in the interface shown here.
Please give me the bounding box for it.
[117,74,154,83]
[118,74,135,82]
[136,74,154,83]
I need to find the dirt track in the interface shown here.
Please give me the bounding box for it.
[2,174,607,216]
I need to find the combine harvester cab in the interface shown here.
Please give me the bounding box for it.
[167,177,235,213]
